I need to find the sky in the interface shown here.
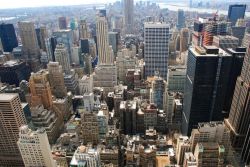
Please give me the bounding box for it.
[0,0,118,9]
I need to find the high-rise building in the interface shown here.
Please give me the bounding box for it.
[242,32,250,48]
[0,60,31,86]
[190,122,230,156]
[96,16,113,65]
[167,66,186,92]
[47,62,67,98]
[176,136,191,165]
[223,47,246,115]
[45,36,57,61]
[194,142,225,167]
[177,9,185,30]
[192,21,205,46]
[99,9,107,17]
[70,145,101,167]
[53,29,73,62]
[17,125,56,167]
[97,110,108,139]
[94,16,117,93]
[30,105,63,144]
[58,16,67,29]
[80,112,99,144]
[79,19,88,39]
[64,70,79,95]
[35,26,48,51]
[116,48,137,82]
[180,28,189,52]
[18,21,40,59]
[0,23,18,52]
[241,125,250,165]
[80,38,90,54]
[183,46,232,135]
[183,152,197,167]
[225,44,250,149]
[228,4,246,26]
[203,21,228,46]
[124,0,134,34]
[54,43,71,74]
[150,73,166,109]
[29,70,53,109]
[143,104,158,130]
[0,93,26,166]
[212,35,239,52]
[189,0,192,8]
[232,19,246,46]
[144,22,169,79]
[119,100,137,135]
[108,31,119,54]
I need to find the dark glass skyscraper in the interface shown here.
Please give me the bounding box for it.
[182,46,232,135]
[177,9,185,30]
[228,4,246,25]
[223,47,246,116]
[0,23,18,52]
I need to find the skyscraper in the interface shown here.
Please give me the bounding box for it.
[0,23,18,52]
[96,16,113,65]
[35,26,48,51]
[228,4,246,26]
[194,142,225,167]
[0,93,26,166]
[212,35,239,52]
[0,60,31,86]
[79,19,88,39]
[29,70,53,109]
[93,16,117,93]
[45,36,57,61]
[241,125,250,165]
[223,47,246,115]
[225,44,250,149]
[182,46,232,135]
[53,29,73,62]
[203,21,228,46]
[177,9,185,30]
[18,21,40,59]
[150,73,166,109]
[54,43,71,74]
[80,112,99,144]
[17,125,56,167]
[47,61,67,98]
[124,0,134,34]
[58,16,67,29]
[144,22,169,79]
[180,28,189,52]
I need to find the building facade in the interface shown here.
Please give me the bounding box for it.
[144,22,169,79]
[0,94,26,166]
[17,125,56,167]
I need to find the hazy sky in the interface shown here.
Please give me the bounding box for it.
[0,0,118,9]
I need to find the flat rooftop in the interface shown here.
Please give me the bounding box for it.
[0,93,18,101]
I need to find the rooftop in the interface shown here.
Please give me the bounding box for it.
[0,93,18,101]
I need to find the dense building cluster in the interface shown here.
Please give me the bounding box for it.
[0,1,249,167]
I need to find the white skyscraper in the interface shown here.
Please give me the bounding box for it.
[54,43,71,74]
[17,125,56,167]
[144,22,169,79]
[96,16,113,65]
[124,0,134,34]
[94,16,117,93]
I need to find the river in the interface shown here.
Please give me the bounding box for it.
[158,3,250,17]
